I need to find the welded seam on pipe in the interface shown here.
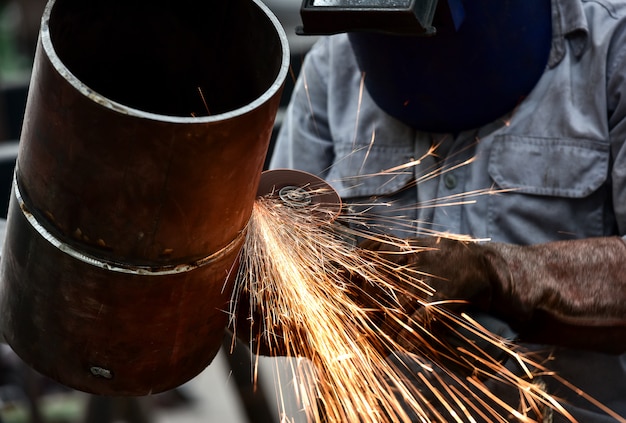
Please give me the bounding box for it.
[11,171,245,276]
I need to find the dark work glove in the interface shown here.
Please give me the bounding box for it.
[357,236,626,354]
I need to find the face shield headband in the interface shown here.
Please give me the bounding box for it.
[296,0,466,36]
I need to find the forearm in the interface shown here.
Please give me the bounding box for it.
[488,237,626,352]
[269,39,335,175]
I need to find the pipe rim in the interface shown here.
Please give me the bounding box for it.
[39,0,291,124]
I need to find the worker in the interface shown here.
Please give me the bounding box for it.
[269,0,626,421]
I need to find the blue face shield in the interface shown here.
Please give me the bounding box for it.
[346,0,552,133]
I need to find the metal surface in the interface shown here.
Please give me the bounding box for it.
[0,0,289,395]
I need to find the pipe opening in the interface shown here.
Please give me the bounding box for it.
[46,0,286,118]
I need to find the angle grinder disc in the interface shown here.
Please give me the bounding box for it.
[257,169,342,223]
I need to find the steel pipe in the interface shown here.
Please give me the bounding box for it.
[0,0,289,395]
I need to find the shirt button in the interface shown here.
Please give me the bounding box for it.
[444,173,458,189]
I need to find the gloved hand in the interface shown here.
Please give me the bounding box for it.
[356,236,626,354]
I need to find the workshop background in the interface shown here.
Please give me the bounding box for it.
[0,0,317,422]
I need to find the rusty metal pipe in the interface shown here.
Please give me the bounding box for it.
[0,0,289,395]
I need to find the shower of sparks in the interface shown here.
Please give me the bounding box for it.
[227,191,605,423]
[225,64,626,423]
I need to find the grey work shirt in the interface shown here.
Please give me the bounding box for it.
[271,0,626,421]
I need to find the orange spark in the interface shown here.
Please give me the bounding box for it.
[228,193,598,423]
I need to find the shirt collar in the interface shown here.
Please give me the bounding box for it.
[548,0,589,67]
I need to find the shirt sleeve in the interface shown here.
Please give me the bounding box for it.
[607,19,626,236]
[269,37,335,178]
